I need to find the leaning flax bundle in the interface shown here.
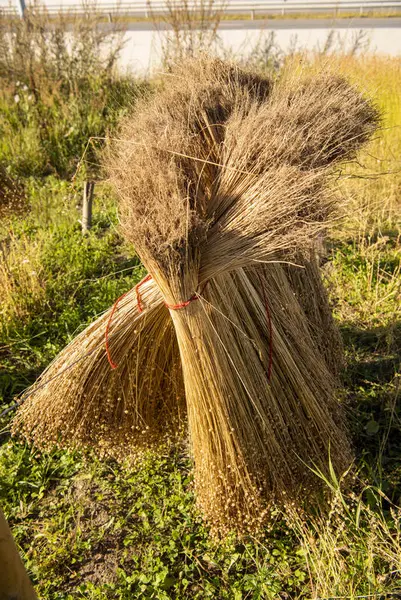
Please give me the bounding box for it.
[12,58,379,535]
[12,278,186,458]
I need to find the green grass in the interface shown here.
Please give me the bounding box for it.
[0,54,401,599]
[0,443,312,599]
[0,178,143,406]
[0,78,144,179]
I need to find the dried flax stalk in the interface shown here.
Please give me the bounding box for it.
[12,57,379,535]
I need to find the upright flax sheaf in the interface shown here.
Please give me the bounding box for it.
[13,58,379,535]
[107,58,378,533]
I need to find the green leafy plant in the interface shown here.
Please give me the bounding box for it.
[0,1,144,178]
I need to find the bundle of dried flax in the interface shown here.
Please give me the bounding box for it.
[13,58,379,535]
[12,59,275,460]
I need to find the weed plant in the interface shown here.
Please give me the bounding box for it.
[149,0,226,68]
[0,1,145,178]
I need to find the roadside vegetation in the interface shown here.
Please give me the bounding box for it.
[0,6,400,596]
[224,9,401,20]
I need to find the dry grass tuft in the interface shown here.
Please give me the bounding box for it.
[13,57,379,536]
[0,167,26,219]
[0,232,45,330]
[288,464,401,597]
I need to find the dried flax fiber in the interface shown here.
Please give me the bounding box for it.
[12,57,379,536]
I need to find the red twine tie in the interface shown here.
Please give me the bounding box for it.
[165,293,199,310]
[136,274,204,312]
[136,273,152,312]
[106,273,273,382]
[106,274,201,369]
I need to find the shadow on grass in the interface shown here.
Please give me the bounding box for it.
[342,321,401,385]
[341,321,401,502]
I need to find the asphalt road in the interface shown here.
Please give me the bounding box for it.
[125,16,401,30]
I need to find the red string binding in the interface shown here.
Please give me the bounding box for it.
[106,273,203,369]
[105,291,128,369]
[135,273,152,312]
[135,274,207,313]
[165,293,198,310]
[257,272,273,382]
[106,273,152,369]
[106,273,272,381]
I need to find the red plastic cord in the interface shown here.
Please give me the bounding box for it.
[106,271,274,382]
[135,273,152,313]
[135,274,206,313]
[165,294,199,310]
